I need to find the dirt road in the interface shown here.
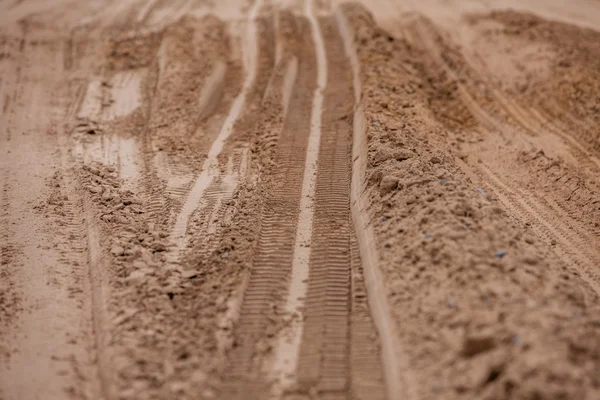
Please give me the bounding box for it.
[1,0,599,399]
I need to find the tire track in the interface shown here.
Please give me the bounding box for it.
[158,58,232,262]
[264,5,387,399]
[460,47,600,173]
[407,17,600,175]
[167,0,263,263]
[531,101,600,171]
[0,32,104,399]
[410,22,600,290]
[183,148,249,266]
[55,41,117,397]
[221,10,316,398]
[348,235,387,400]
[336,6,406,400]
[38,160,109,400]
[289,14,353,398]
[135,0,160,24]
[179,12,277,266]
[161,11,274,267]
[144,14,234,229]
[477,163,600,295]
[81,188,114,400]
[407,19,600,268]
[269,0,328,395]
[459,29,600,165]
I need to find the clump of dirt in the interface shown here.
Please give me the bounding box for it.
[72,10,285,399]
[147,14,236,165]
[171,10,279,322]
[341,3,600,399]
[404,16,502,145]
[517,149,600,235]
[407,32,479,132]
[0,212,21,362]
[79,162,224,399]
[107,29,163,71]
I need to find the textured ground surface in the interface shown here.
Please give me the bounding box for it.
[1,0,600,399]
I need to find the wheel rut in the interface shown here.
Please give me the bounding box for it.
[221,10,317,397]
[476,163,600,296]
[223,3,387,399]
[406,17,600,297]
[292,15,353,397]
[348,234,387,400]
[270,0,328,394]
[166,1,263,263]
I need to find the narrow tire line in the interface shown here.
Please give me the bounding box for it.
[410,17,600,296]
[270,0,328,394]
[219,10,316,398]
[478,163,600,295]
[294,15,353,396]
[335,6,410,400]
[166,0,263,261]
[82,193,114,400]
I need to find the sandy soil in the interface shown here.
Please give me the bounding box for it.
[1,0,600,399]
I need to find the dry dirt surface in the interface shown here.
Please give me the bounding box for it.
[1,0,600,399]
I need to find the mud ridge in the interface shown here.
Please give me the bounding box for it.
[340,3,600,399]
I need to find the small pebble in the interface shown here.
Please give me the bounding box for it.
[110,245,124,256]
[476,188,487,197]
[125,270,146,285]
[182,270,199,279]
[151,242,166,252]
[379,175,398,196]
[425,233,432,239]
[88,185,103,194]
[462,335,496,357]
[495,250,507,258]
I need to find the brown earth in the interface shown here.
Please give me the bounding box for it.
[1,1,600,399]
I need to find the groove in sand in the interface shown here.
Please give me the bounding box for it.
[83,194,114,400]
[196,60,228,121]
[478,163,600,295]
[106,69,144,120]
[270,0,327,392]
[136,0,159,23]
[336,6,411,400]
[282,56,298,117]
[167,0,262,262]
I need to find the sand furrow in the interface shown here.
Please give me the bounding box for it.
[167,0,262,263]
